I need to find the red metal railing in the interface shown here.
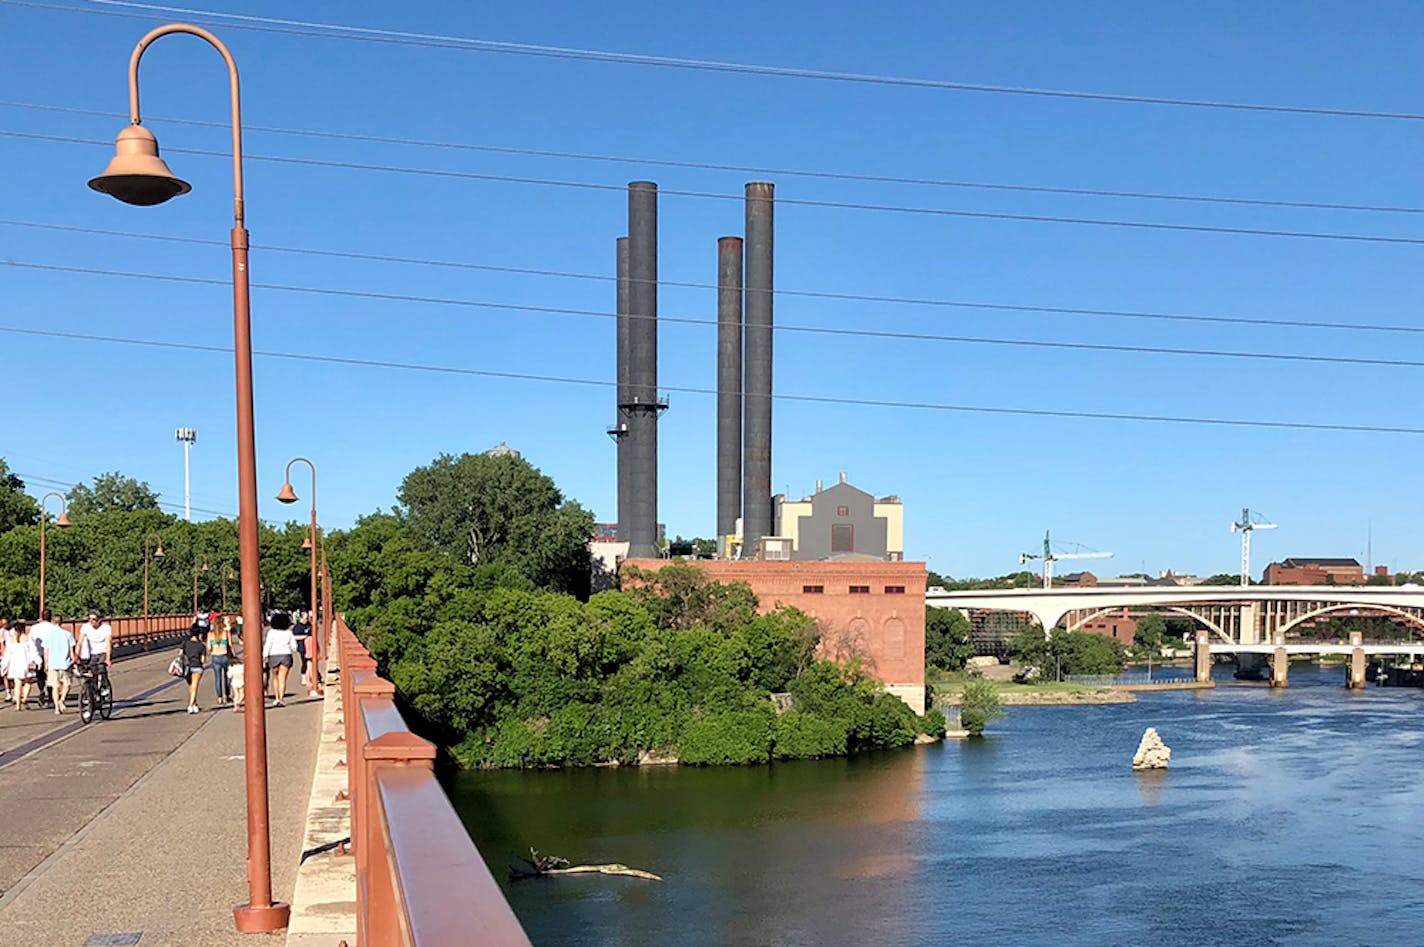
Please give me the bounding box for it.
[335,617,532,947]
[58,613,196,648]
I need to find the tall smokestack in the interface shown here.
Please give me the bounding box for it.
[716,236,744,553]
[742,182,774,555]
[614,236,630,542]
[626,182,661,558]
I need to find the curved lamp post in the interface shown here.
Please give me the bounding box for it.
[38,492,71,615]
[143,532,165,627]
[193,560,209,614]
[276,457,321,694]
[88,23,288,933]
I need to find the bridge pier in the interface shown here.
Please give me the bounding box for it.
[1194,630,1212,683]
[1347,631,1366,689]
[1270,634,1289,688]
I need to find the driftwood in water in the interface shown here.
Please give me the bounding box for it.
[509,847,661,882]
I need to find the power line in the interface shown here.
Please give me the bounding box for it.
[5,217,1422,337]
[7,258,1424,370]
[9,129,1424,247]
[16,470,236,519]
[3,99,1417,216]
[12,0,1424,122]
[4,321,1423,436]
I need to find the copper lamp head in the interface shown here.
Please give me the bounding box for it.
[275,482,299,504]
[154,544,165,558]
[88,125,191,206]
[56,512,72,528]
[301,536,313,550]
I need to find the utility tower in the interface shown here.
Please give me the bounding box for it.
[1229,507,1276,586]
[1019,530,1113,589]
[175,427,197,522]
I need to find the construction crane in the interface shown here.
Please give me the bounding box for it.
[1019,531,1113,589]
[1230,508,1277,586]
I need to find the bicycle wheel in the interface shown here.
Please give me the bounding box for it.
[98,677,114,719]
[79,681,94,724]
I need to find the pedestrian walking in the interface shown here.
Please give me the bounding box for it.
[228,656,246,712]
[206,618,235,704]
[1,613,13,702]
[291,610,311,687]
[262,611,297,706]
[182,622,207,714]
[32,609,75,714]
[3,621,38,710]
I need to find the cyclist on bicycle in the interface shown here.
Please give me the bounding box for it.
[78,612,113,696]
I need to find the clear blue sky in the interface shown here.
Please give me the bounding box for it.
[3,0,1423,579]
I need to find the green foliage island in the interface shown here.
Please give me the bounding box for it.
[329,452,946,767]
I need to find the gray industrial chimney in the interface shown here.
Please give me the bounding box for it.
[742,182,774,555]
[625,182,663,558]
[614,236,630,542]
[716,236,744,554]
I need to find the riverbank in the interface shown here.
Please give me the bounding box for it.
[932,676,1136,706]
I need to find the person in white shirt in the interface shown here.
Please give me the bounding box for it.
[1,613,14,702]
[32,609,76,714]
[3,621,40,709]
[78,612,114,702]
[261,612,298,707]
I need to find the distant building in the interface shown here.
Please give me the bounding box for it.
[759,472,903,562]
[623,557,927,712]
[1075,607,1138,645]
[1159,570,1204,586]
[485,441,521,459]
[1263,557,1365,586]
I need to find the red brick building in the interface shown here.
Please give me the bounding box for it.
[1263,558,1366,586]
[1073,607,1138,645]
[622,558,927,712]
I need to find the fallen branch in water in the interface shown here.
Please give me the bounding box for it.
[510,847,661,881]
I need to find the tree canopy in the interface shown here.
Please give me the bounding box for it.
[396,452,593,596]
[0,459,39,535]
[65,471,160,516]
[925,606,974,671]
[1010,628,1127,678]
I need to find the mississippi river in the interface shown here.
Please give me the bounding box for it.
[451,665,1424,946]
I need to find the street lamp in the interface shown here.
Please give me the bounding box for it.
[88,23,289,933]
[276,457,321,695]
[221,564,234,614]
[143,532,165,629]
[193,560,210,614]
[38,492,71,615]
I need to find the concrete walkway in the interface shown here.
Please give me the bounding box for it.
[0,646,322,946]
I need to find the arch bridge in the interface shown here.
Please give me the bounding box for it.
[926,585,1424,646]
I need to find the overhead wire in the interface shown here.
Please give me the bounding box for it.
[6,258,1424,371]
[8,129,1424,247]
[4,217,1422,337]
[2,99,1418,216]
[4,322,1424,436]
[11,0,1424,122]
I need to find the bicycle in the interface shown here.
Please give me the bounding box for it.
[77,661,113,724]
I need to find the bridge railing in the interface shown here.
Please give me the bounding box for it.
[58,613,195,649]
[334,617,532,947]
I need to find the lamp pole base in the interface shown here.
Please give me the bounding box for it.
[233,901,291,933]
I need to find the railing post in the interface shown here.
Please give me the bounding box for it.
[364,727,436,947]
[351,675,394,889]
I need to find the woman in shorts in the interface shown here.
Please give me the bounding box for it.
[3,621,37,709]
[182,622,207,714]
[262,612,298,707]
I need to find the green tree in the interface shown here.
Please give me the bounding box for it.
[65,471,160,516]
[1010,628,1127,678]
[1201,573,1243,586]
[1133,613,1166,654]
[959,678,1005,736]
[0,459,39,535]
[925,606,974,671]
[396,452,592,596]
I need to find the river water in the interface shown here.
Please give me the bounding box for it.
[449,666,1424,946]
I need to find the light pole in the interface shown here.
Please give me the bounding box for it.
[38,492,71,615]
[222,564,234,613]
[193,560,209,614]
[176,427,197,522]
[276,457,321,695]
[88,23,289,933]
[143,532,165,628]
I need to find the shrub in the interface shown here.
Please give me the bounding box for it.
[678,707,774,765]
[959,679,1005,737]
[918,708,947,737]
